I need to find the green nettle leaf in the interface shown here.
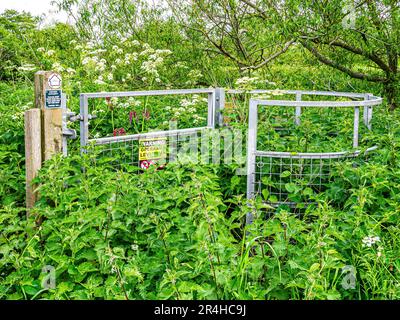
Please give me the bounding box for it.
[280,171,291,178]
[69,289,90,300]
[262,189,269,200]
[56,282,75,295]
[309,263,320,273]
[0,245,11,256]
[261,176,272,185]
[285,183,301,194]
[123,266,143,282]
[269,195,278,203]
[77,262,98,275]
[302,187,314,196]
[287,260,307,271]
[22,284,41,296]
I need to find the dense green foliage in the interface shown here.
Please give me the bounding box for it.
[0,2,400,300]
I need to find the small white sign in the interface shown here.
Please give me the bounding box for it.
[48,73,62,89]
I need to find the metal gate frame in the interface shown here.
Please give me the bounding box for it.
[74,87,383,221]
[245,90,383,224]
[79,88,225,154]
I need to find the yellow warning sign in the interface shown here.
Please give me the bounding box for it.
[139,137,167,163]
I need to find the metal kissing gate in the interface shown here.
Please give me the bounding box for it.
[72,88,383,221]
[245,90,383,224]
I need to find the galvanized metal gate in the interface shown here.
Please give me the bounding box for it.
[245,90,383,224]
[65,87,383,222]
[78,88,225,167]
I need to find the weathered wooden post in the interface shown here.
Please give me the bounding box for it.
[25,109,42,214]
[25,71,63,215]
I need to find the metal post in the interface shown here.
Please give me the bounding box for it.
[353,106,360,148]
[295,92,302,126]
[246,100,258,225]
[80,94,89,154]
[367,107,373,130]
[61,92,68,156]
[363,95,368,127]
[214,87,225,127]
[207,92,214,128]
[364,94,373,130]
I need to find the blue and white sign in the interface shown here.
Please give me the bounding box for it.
[45,89,62,109]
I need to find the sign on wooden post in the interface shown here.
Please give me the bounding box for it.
[25,71,64,214]
[34,71,63,161]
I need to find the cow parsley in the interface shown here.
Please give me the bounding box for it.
[362,235,381,247]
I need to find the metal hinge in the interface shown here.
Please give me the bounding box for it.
[62,127,77,140]
[62,111,78,141]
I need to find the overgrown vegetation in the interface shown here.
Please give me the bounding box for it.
[0,1,400,300]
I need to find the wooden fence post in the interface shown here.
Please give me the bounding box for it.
[25,71,64,214]
[25,109,42,216]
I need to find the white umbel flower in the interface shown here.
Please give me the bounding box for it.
[362,235,381,247]
[45,50,56,57]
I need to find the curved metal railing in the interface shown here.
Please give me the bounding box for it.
[245,90,383,221]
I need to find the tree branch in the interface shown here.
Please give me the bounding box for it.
[300,40,387,83]
[239,0,269,19]
[242,39,295,70]
[184,24,248,67]
[312,38,391,74]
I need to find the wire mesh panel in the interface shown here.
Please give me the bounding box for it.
[86,128,207,169]
[80,89,222,169]
[254,154,333,207]
[250,150,376,209]
[246,91,383,223]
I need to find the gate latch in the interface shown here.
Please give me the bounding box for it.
[67,113,97,122]
[63,112,97,140]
